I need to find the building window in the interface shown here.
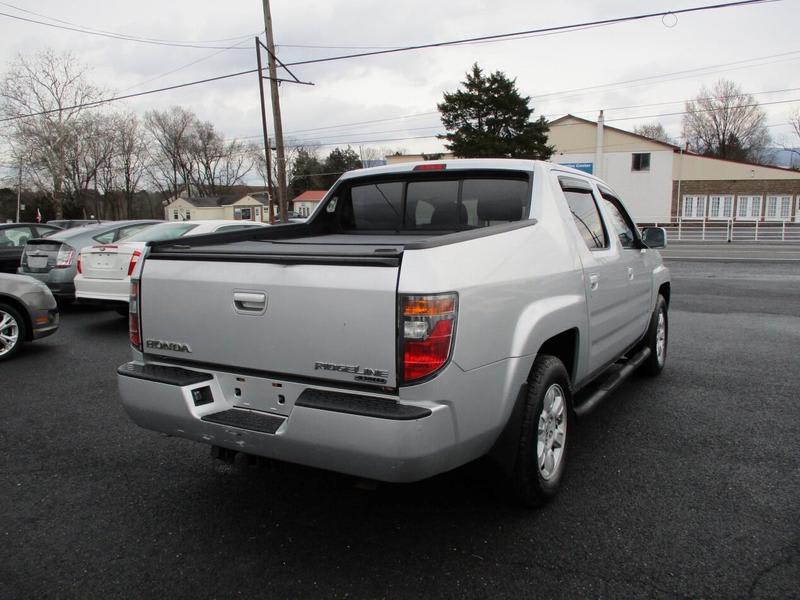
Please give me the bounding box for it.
[681,195,706,219]
[234,207,253,220]
[708,195,733,220]
[185,210,191,221]
[173,210,179,221]
[765,195,791,221]
[736,195,762,220]
[631,153,650,172]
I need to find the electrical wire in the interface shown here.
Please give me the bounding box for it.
[0,10,255,50]
[228,85,800,143]
[0,0,782,123]
[0,1,259,44]
[282,0,778,67]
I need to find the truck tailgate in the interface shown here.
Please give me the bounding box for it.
[139,257,400,388]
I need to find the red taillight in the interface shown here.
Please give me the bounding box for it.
[76,256,82,274]
[55,245,75,268]
[400,293,457,383]
[413,163,446,171]
[128,250,142,276]
[129,280,142,351]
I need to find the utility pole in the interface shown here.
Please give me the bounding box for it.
[261,0,288,222]
[255,36,277,224]
[16,160,22,223]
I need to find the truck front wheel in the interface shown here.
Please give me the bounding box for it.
[511,355,572,507]
[638,294,668,377]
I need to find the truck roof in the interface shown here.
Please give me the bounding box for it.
[340,158,602,184]
[340,158,540,180]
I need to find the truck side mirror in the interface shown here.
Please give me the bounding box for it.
[641,227,667,249]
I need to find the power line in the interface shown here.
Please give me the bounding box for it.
[0,10,255,50]
[230,85,800,143]
[117,37,257,94]
[0,0,782,123]
[535,50,800,100]
[282,0,777,67]
[0,1,258,44]
[0,69,259,123]
[282,97,800,147]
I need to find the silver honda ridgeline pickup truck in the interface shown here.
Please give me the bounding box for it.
[118,159,670,506]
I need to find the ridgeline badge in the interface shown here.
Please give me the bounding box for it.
[314,361,389,383]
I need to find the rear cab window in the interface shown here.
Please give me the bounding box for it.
[328,169,532,232]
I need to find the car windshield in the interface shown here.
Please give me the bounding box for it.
[119,223,198,242]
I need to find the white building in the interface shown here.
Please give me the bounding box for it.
[164,192,270,222]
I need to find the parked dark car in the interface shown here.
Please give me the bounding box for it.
[47,219,107,229]
[0,273,59,361]
[0,223,63,274]
[19,220,161,302]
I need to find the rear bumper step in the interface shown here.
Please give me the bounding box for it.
[296,389,432,420]
[202,408,285,434]
[117,362,212,386]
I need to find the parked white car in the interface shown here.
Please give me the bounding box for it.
[75,220,268,305]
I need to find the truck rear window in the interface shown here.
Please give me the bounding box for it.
[340,173,530,231]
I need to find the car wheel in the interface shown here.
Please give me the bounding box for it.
[511,355,572,507]
[0,303,25,361]
[638,294,668,377]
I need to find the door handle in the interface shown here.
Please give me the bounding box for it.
[627,267,634,281]
[233,291,267,313]
[589,274,599,291]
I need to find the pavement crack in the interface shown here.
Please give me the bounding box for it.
[747,546,798,598]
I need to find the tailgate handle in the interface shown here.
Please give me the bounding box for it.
[233,292,267,313]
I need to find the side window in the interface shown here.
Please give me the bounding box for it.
[600,194,637,249]
[559,177,607,250]
[216,224,260,232]
[0,226,35,247]
[112,224,152,241]
[93,231,115,244]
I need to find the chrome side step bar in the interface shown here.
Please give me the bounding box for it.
[573,347,651,418]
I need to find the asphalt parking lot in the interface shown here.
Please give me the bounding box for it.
[1,258,799,599]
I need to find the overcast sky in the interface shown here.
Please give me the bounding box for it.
[1,0,799,159]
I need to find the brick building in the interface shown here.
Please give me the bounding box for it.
[549,114,800,223]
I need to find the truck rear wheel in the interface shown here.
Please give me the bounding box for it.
[511,355,572,507]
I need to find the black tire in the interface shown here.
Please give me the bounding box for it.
[638,294,668,377]
[0,302,26,362]
[511,355,572,508]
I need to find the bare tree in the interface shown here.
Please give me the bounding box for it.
[791,109,800,141]
[682,79,770,163]
[144,106,196,199]
[145,108,253,199]
[633,122,676,145]
[0,49,103,218]
[64,112,116,218]
[187,120,253,195]
[112,112,148,218]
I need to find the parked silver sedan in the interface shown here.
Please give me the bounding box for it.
[18,220,160,302]
[0,273,59,361]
